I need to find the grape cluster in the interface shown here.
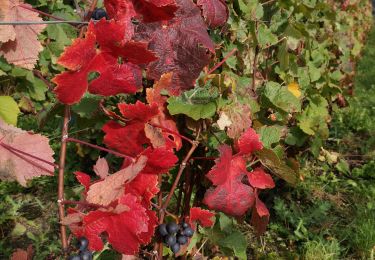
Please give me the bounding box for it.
[68,237,93,260]
[158,222,194,254]
[91,8,108,20]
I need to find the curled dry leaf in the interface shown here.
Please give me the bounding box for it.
[197,0,229,28]
[10,245,33,260]
[0,0,46,69]
[93,157,109,179]
[86,155,148,206]
[0,120,55,186]
[0,0,16,42]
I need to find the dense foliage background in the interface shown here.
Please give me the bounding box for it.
[0,0,374,259]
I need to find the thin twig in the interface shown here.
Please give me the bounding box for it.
[0,143,55,174]
[207,48,238,75]
[33,70,53,91]
[150,202,178,219]
[0,142,59,168]
[65,137,134,160]
[19,4,66,21]
[57,106,70,251]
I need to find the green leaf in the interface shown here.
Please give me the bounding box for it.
[218,212,234,233]
[0,96,21,126]
[256,148,299,185]
[297,96,329,137]
[167,87,219,120]
[262,82,301,113]
[235,0,263,20]
[72,94,101,118]
[29,78,48,101]
[221,231,248,260]
[259,125,282,149]
[308,62,321,82]
[258,24,278,47]
[277,41,289,71]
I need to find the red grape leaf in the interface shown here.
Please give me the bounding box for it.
[124,173,159,206]
[140,147,178,174]
[105,0,177,23]
[251,192,270,236]
[93,157,109,179]
[203,145,255,216]
[79,193,152,254]
[103,121,148,157]
[0,0,46,69]
[132,0,178,23]
[119,101,159,122]
[197,0,228,28]
[74,171,91,193]
[86,155,147,206]
[103,101,181,157]
[53,21,156,104]
[135,0,214,94]
[189,207,215,227]
[247,168,275,189]
[0,120,54,186]
[237,127,263,155]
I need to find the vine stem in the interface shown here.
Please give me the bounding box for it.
[159,141,199,223]
[19,4,66,21]
[57,106,70,251]
[65,137,134,160]
[207,48,237,75]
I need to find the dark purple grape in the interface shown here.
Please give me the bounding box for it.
[166,222,179,234]
[180,222,190,229]
[80,250,93,260]
[177,235,188,245]
[158,224,168,237]
[183,227,194,237]
[171,243,180,254]
[91,8,108,20]
[77,237,89,251]
[68,255,80,260]
[164,234,177,246]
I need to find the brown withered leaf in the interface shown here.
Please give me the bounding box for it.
[0,0,46,69]
[86,156,147,206]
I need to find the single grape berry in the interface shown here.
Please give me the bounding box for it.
[177,235,188,245]
[91,8,108,20]
[171,243,180,254]
[68,255,80,260]
[77,237,89,251]
[183,227,194,237]
[158,224,168,237]
[166,222,179,234]
[181,222,190,229]
[80,250,93,260]
[164,234,177,246]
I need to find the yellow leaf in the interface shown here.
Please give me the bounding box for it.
[287,82,301,98]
